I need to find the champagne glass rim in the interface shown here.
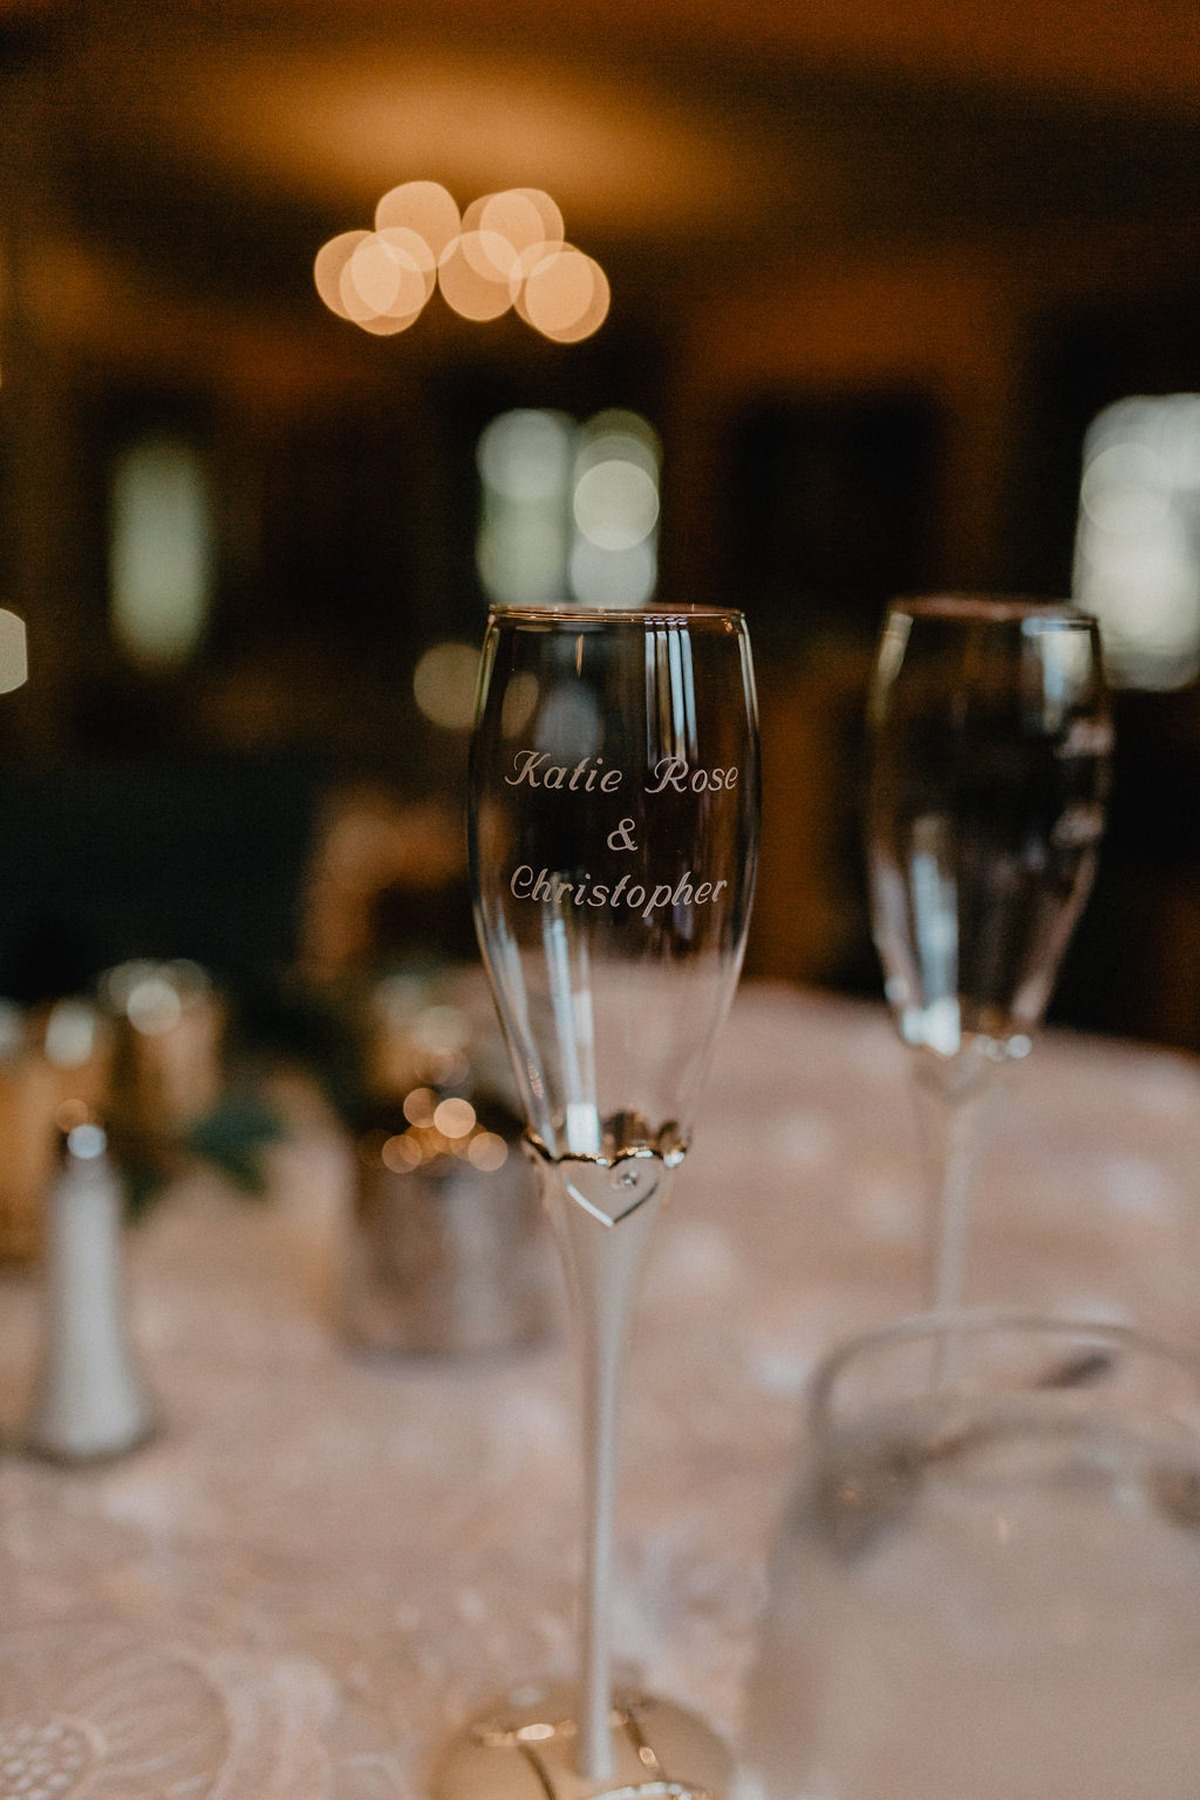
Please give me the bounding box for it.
[888,593,1097,626]
[809,1307,1200,1439]
[487,603,746,627]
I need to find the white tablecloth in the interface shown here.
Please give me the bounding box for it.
[1,983,1198,1797]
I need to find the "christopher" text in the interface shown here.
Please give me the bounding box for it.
[510,866,728,921]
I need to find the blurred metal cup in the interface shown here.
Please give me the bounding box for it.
[102,960,224,1167]
[344,1122,550,1357]
[0,998,113,1262]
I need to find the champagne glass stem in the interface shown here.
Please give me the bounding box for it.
[541,1159,668,1782]
[912,1072,997,1318]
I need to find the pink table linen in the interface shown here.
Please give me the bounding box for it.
[0,983,1197,1797]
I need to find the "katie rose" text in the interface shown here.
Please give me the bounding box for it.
[503,751,738,793]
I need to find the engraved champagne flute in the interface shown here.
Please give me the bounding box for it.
[436,604,759,1800]
[866,596,1111,1319]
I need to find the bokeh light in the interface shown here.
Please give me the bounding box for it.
[574,459,659,550]
[334,233,430,333]
[374,180,461,261]
[408,1004,471,1058]
[109,436,212,667]
[437,233,515,321]
[456,219,522,286]
[353,307,422,338]
[350,232,432,316]
[475,407,660,609]
[476,410,574,607]
[553,283,611,344]
[569,535,658,607]
[520,247,599,338]
[380,227,437,301]
[125,974,184,1036]
[482,189,563,263]
[568,410,661,606]
[43,999,100,1070]
[315,185,608,342]
[348,236,406,314]
[379,1087,510,1175]
[478,408,573,502]
[518,189,566,251]
[413,641,482,730]
[1073,394,1200,690]
[402,1086,437,1127]
[579,409,661,473]
[336,249,387,323]
[466,1132,509,1171]
[536,258,610,344]
[433,1096,476,1138]
[313,230,370,320]
[381,1132,422,1173]
[122,961,209,1031]
[0,610,28,694]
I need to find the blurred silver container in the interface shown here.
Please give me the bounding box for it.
[102,960,224,1173]
[0,998,112,1263]
[344,1122,550,1357]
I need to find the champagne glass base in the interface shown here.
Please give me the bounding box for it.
[432,1681,733,1800]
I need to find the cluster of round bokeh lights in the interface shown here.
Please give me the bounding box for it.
[360,1086,510,1176]
[314,181,610,342]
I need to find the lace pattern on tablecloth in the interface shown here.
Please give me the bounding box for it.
[1,987,1198,1796]
[0,1625,334,1798]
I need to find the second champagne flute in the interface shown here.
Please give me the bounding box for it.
[438,604,760,1800]
[867,595,1111,1316]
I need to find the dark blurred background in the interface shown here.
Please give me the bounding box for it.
[1,0,1199,1047]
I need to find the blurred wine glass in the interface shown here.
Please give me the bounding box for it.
[866,596,1110,1313]
[436,603,759,1800]
[741,1313,1200,1800]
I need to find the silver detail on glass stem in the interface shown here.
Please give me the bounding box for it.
[524,1121,689,1171]
[539,1152,674,1782]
